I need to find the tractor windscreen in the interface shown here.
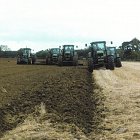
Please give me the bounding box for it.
[22,49,31,57]
[51,48,60,54]
[96,43,105,50]
[107,47,116,55]
[64,46,74,51]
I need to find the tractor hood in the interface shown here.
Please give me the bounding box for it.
[65,50,71,54]
[97,50,104,56]
[52,53,58,57]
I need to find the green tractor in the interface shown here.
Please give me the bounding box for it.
[46,48,61,65]
[17,48,36,64]
[58,45,78,66]
[107,47,122,67]
[87,41,115,72]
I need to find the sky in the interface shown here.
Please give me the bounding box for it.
[0,0,140,52]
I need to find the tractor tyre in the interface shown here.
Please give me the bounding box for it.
[105,64,109,69]
[115,58,122,67]
[32,60,35,64]
[58,56,63,66]
[88,58,94,73]
[107,56,115,70]
[28,59,32,64]
[46,57,48,65]
[46,57,51,65]
[32,57,36,64]
[17,60,20,64]
[73,56,78,66]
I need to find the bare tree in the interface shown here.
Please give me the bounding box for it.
[0,45,11,51]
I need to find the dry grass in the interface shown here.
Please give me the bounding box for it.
[93,62,140,140]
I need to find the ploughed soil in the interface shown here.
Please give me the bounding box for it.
[0,58,104,140]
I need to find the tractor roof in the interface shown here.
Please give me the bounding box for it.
[51,48,60,50]
[90,41,106,45]
[63,45,74,46]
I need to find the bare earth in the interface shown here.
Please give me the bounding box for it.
[93,62,140,140]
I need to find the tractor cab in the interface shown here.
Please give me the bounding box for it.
[107,47,117,56]
[22,48,31,58]
[50,48,61,57]
[63,45,74,56]
[51,48,61,54]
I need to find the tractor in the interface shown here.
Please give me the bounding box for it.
[87,41,115,72]
[107,47,122,67]
[46,48,61,65]
[58,45,78,66]
[17,48,36,64]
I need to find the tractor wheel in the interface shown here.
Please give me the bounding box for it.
[105,64,109,69]
[107,56,115,70]
[58,56,63,66]
[17,59,20,64]
[73,56,78,66]
[46,57,48,65]
[32,60,35,64]
[28,59,32,64]
[48,58,51,65]
[115,58,122,67]
[46,57,51,65]
[32,57,36,64]
[88,58,94,73]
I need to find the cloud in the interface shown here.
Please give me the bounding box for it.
[0,0,140,51]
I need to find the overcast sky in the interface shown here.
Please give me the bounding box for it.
[0,0,140,52]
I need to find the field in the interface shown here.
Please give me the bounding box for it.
[0,58,140,139]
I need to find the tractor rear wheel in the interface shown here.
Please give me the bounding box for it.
[115,58,122,67]
[58,56,63,66]
[107,56,115,70]
[88,58,94,72]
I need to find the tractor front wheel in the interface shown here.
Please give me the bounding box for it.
[28,59,32,64]
[58,56,63,66]
[73,55,78,66]
[88,58,94,73]
[107,56,115,70]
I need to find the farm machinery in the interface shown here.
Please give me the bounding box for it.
[17,48,36,64]
[107,47,122,67]
[46,48,61,65]
[58,45,78,66]
[87,41,115,72]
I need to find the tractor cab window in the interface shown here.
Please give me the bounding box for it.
[92,42,105,51]
[23,49,31,57]
[107,47,116,55]
[64,46,74,51]
[96,43,105,50]
[51,48,60,54]
[109,47,115,53]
